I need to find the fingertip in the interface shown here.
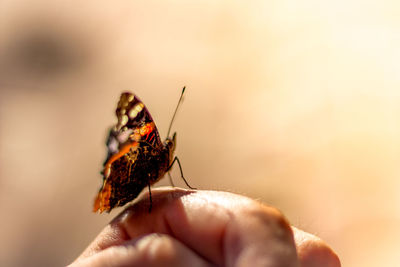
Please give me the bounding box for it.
[293,228,341,267]
[298,240,341,267]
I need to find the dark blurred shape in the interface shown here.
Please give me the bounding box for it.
[0,20,90,87]
[11,30,80,74]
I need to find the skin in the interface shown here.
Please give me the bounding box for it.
[70,188,341,267]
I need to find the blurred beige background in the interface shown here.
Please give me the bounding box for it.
[1,0,399,266]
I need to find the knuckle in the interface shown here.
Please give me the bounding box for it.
[247,204,294,239]
[225,203,299,266]
[136,234,178,264]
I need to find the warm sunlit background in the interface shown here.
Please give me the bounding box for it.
[1,1,399,266]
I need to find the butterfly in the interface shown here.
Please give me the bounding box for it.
[93,87,194,213]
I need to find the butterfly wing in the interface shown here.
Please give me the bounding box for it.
[94,92,164,213]
[104,92,162,161]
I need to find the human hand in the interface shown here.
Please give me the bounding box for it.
[70,188,340,267]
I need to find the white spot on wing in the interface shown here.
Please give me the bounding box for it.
[120,115,128,127]
[129,103,144,119]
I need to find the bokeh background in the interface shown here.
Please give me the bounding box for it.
[1,0,399,266]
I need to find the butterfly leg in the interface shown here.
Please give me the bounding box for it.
[168,157,196,189]
[167,172,175,187]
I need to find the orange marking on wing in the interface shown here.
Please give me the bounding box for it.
[93,142,138,213]
[149,134,155,142]
[103,142,138,175]
[139,122,154,136]
[93,183,112,213]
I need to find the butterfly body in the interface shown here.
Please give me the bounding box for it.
[93,92,177,213]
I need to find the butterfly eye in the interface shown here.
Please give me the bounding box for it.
[165,138,175,150]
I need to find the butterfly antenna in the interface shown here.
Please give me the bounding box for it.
[167,86,186,137]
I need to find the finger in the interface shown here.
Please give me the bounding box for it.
[70,233,211,267]
[292,227,341,267]
[222,203,298,267]
[78,188,299,266]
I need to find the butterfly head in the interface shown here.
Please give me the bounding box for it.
[164,132,177,162]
